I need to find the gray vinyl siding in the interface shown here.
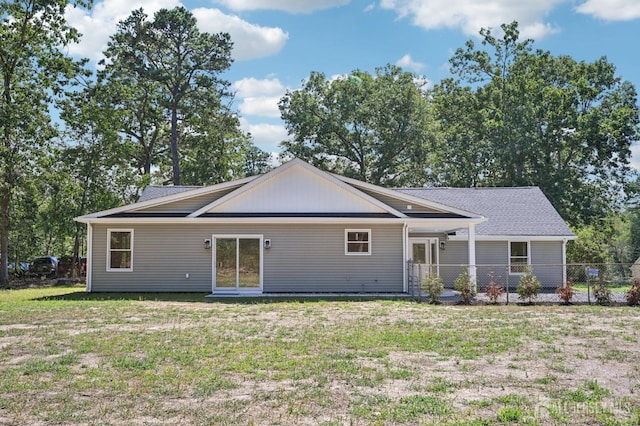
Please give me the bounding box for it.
[530,241,564,288]
[134,188,238,213]
[439,240,470,288]
[438,240,563,288]
[90,223,404,293]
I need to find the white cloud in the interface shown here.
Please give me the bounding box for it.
[233,77,286,97]
[65,0,287,64]
[214,0,350,13]
[240,118,289,152]
[238,96,283,117]
[576,0,640,21]
[65,0,180,62]
[233,77,287,118]
[380,0,566,39]
[396,54,426,72]
[193,8,288,61]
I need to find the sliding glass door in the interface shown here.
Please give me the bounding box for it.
[214,235,262,292]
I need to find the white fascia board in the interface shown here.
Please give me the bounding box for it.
[74,176,257,221]
[405,217,487,232]
[75,217,411,225]
[189,158,407,218]
[334,174,484,219]
[447,234,576,241]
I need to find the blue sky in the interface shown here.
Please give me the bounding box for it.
[65,0,640,165]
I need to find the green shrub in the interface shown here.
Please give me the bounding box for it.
[454,267,476,304]
[625,279,640,306]
[516,268,541,304]
[421,274,444,304]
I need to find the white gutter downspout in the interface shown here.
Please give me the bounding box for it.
[402,222,408,293]
[468,223,477,289]
[87,223,93,293]
[562,238,567,287]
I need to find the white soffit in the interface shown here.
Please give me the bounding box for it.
[206,163,389,214]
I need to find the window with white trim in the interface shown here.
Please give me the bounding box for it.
[345,229,371,255]
[107,229,133,271]
[509,241,529,274]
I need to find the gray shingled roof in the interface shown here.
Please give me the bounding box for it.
[397,187,573,237]
[137,183,572,238]
[137,185,202,202]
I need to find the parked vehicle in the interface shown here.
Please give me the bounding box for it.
[29,256,58,278]
[8,262,29,277]
[57,256,86,277]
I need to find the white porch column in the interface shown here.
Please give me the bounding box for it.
[562,239,567,287]
[87,223,93,293]
[402,222,408,293]
[468,223,477,287]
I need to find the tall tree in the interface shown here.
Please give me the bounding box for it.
[279,65,435,186]
[0,0,90,287]
[433,21,639,226]
[94,61,168,178]
[105,7,233,185]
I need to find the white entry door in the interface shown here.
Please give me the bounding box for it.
[409,238,439,283]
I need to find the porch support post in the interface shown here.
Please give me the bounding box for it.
[402,222,408,293]
[562,239,567,287]
[468,223,477,288]
[86,223,93,293]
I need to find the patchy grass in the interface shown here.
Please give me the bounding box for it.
[0,287,639,425]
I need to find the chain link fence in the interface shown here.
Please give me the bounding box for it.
[408,261,636,303]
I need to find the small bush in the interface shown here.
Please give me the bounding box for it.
[516,267,541,304]
[556,279,576,305]
[626,279,640,306]
[484,270,504,304]
[593,281,612,306]
[421,274,444,304]
[454,267,476,304]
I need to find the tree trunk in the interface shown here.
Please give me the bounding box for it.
[0,182,9,288]
[170,103,180,185]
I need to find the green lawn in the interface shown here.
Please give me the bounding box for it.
[573,282,632,294]
[1,286,639,425]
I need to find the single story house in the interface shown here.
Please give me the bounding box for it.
[75,158,575,294]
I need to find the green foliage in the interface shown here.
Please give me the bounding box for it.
[516,268,541,303]
[433,21,639,227]
[0,0,90,286]
[279,64,436,187]
[628,206,640,261]
[105,6,235,185]
[421,273,444,304]
[496,407,522,422]
[625,280,640,306]
[454,267,476,304]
